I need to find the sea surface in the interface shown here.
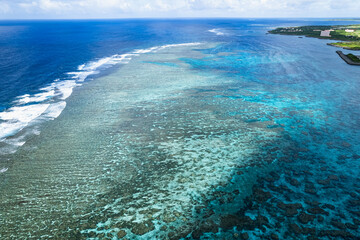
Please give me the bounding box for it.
[0,19,360,239]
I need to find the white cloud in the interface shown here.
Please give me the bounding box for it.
[76,0,130,10]
[38,0,70,11]
[18,0,71,12]
[0,1,11,13]
[2,0,360,18]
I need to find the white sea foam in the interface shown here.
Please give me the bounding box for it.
[209,28,225,36]
[15,91,55,105]
[112,54,133,64]
[0,104,50,140]
[0,127,39,155]
[133,47,158,54]
[0,42,203,153]
[0,104,50,122]
[134,42,202,54]
[43,101,67,119]
[0,168,8,173]
[67,53,135,83]
[77,64,86,71]
[55,80,79,100]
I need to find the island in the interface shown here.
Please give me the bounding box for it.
[268,24,360,50]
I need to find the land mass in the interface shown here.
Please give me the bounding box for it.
[336,51,360,65]
[269,24,360,50]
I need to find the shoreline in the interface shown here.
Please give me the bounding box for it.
[336,50,360,65]
[326,43,360,51]
[268,24,360,51]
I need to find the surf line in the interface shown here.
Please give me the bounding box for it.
[0,42,203,156]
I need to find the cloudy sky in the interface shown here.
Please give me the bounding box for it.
[0,0,359,19]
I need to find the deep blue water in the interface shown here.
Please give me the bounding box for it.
[0,18,354,110]
[1,19,360,239]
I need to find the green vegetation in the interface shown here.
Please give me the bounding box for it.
[329,41,360,50]
[346,53,360,63]
[269,24,360,50]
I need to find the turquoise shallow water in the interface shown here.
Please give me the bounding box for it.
[1,20,360,239]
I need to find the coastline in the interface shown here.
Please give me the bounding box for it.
[268,24,360,50]
[336,50,360,65]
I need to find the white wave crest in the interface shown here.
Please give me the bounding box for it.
[0,104,50,140]
[15,91,55,105]
[43,101,67,120]
[134,42,202,54]
[209,28,225,36]
[0,42,203,153]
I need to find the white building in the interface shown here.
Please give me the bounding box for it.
[320,30,332,37]
[345,29,355,33]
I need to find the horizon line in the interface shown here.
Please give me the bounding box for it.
[0,17,360,21]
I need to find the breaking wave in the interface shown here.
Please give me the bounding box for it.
[0,42,202,169]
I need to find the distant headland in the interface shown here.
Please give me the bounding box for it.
[268,24,360,65]
[268,24,360,50]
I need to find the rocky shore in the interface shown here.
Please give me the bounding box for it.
[336,51,360,66]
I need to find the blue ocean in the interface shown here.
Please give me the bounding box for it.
[0,19,360,239]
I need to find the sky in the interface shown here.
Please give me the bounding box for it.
[0,0,360,19]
